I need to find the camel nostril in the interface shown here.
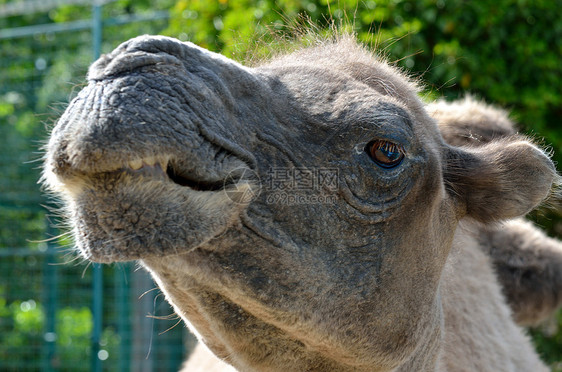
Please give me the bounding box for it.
[88,36,184,81]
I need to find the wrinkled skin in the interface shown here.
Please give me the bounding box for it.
[44,35,558,371]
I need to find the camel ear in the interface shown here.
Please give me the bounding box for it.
[444,138,557,222]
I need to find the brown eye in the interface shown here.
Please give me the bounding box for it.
[365,140,405,169]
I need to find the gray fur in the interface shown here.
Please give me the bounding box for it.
[430,98,562,326]
[479,219,562,326]
[427,97,516,146]
[43,34,559,371]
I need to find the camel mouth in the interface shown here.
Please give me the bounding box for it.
[165,163,230,192]
[61,154,253,263]
[114,155,235,192]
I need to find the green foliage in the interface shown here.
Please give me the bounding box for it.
[530,311,562,372]
[0,297,42,370]
[0,294,120,370]
[56,306,92,350]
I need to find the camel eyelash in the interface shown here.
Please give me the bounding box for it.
[365,140,406,169]
[371,140,406,154]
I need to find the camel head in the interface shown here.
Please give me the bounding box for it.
[43,35,556,371]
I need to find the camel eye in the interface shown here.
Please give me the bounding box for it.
[365,140,405,169]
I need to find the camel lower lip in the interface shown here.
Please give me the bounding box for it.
[72,168,242,262]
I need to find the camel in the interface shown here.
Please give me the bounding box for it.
[43,34,562,371]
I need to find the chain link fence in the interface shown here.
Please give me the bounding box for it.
[1,1,196,370]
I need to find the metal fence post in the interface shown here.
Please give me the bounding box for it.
[91,262,103,372]
[116,264,131,372]
[41,222,58,372]
[90,3,103,372]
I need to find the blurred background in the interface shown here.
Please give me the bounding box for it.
[0,0,560,371]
